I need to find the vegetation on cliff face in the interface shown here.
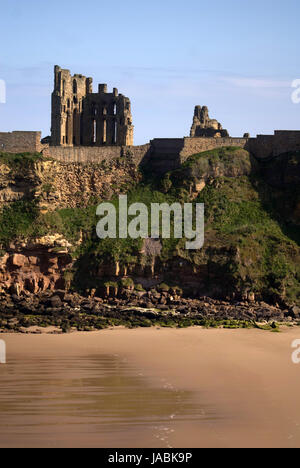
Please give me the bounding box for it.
[0,147,299,305]
[0,152,46,166]
[158,148,300,304]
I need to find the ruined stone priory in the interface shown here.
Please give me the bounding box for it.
[1,65,300,176]
[51,66,134,147]
[190,105,229,138]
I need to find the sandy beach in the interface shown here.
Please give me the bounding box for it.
[1,327,300,448]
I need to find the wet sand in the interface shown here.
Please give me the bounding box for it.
[1,327,300,448]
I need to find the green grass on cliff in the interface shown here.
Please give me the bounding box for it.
[0,152,45,166]
[0,201,40,242]
[193,176,300,303]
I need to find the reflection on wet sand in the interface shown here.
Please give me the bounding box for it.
[2,328,300,448]
[0,354,217,448]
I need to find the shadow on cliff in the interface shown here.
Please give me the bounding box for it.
[251,151,300,246]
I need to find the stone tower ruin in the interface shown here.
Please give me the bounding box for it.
[51,66,134,147]
[190,106,229,138]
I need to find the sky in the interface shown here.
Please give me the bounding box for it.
[0,0,300,144]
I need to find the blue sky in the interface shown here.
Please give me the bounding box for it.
[0,0,300,144]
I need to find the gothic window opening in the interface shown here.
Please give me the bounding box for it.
[73,79,77,94]
[93,119,97,144]
[103,119,107,144]
[114,120,117,144]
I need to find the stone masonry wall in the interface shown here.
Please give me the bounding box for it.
[247,136,274,159]
[1,130,300,176]
[0,131,42,153]
[273,131,300,156]
[247,131,300,160]
[42,143,151,166]
[180,137,248,162]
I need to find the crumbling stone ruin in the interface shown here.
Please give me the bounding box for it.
[1,66,300,177]
[190,105,229,138]
[51,66,134,147]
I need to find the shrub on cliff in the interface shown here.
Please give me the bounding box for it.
[0,200,39,244]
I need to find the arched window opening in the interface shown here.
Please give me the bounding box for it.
[113,103,117,115]
[62,80,65,97]
[103,119,107,144]
[67,99,70,108]
[93,119,97,144]
[114,120,117,144]
[73,79,77,94]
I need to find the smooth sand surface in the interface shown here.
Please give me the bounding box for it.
[1,327,300,448]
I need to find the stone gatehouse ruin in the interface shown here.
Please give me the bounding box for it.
[51,66,134,147]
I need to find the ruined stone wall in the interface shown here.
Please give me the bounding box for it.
[181,133,300,163]
[273,131,300,156]
[40,132,300,177]
[42,144,150,166]
[247,131,300,160]
[180,137,248,162]
[2,128,300,177]
[44,145,121,163]
[0,131,42,153]
[247,136,274,159]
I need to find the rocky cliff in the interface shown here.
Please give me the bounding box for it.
[0,147,299,311]
[0,152,141,210]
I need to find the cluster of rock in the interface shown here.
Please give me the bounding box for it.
[0,288,299,334]
[0,239,73,296]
